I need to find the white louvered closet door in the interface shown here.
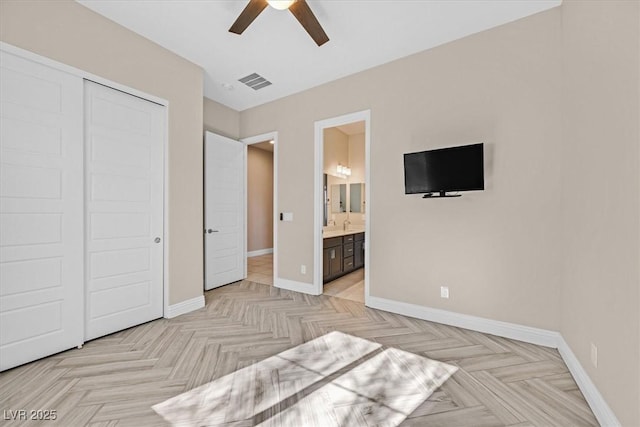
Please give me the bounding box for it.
[83,81,164,341]
[0,51,84,371]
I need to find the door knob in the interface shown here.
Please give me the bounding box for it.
[207,229,219,234]
[154,237,161,243]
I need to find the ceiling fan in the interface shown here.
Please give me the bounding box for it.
[229,0,329,47]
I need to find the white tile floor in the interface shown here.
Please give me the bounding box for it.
[246,253,273,285]
[323,268,364,303]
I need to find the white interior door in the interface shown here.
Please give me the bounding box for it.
[0,51,84,371]
[205,131,245,290]
[84,81,164,341]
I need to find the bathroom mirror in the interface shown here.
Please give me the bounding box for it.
[331,184,347,213]
[349,183,365,213]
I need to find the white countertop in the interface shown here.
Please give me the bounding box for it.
[322,228,365,239]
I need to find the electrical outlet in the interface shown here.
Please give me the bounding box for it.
[590,343,598,368]
[440,286,449,299]
[300,264,306,275]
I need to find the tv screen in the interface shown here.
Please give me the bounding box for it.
[404,143,484,195]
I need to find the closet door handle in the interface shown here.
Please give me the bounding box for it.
[206,229,219,234]
[154,237,161,243]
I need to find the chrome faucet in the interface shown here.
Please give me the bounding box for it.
[343,219,351,231]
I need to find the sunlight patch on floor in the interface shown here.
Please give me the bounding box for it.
[153,331,457,426]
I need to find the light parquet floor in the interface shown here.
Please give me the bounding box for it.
[0,281,599,426]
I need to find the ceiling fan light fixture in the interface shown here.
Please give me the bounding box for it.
[267,0,295,10]
[229,0,328,47]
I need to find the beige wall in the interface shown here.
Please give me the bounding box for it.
[204,97,240,140]
[561,1,639,425]
[241,8,564,330]
[348,133,365,184]
[240,3,639,423]
[348,133,366,226]
[0,0,204,305]
[247,146,274,252]
[323,128,349,175]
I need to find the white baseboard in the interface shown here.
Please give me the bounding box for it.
[247,248,273,257]
[366,295,560,348]
[366,295,620,426]
[165,295,205,319]
[557,337,620,427]
[275,278,320,295]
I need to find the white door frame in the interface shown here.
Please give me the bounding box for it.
[241,132,278,283]
[313,110,371,302]
[0,42,171,318]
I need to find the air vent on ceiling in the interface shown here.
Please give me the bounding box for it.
[238,73,272,90]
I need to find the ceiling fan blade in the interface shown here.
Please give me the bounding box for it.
[289,0,329,46]
[229,0,268,35]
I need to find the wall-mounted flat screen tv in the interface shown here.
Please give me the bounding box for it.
[404,143,484,197]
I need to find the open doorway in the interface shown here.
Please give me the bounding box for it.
[314,111,371,304]
[243,132,278,286]
[322,122,366,302]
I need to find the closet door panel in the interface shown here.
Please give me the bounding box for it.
[84,81,164,341]
[0,51,84,371]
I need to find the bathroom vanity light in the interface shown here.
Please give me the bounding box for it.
[337,164,351,177]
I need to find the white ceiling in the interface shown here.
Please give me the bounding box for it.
[251,140,275,152]
[77,0,561,112]
[336,121,365,136]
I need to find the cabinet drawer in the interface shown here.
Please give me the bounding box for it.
[343,243,354,257]
[323,236,342,248]
[343,256,354,270]
[344,234,355,243]
[354,232,365,242]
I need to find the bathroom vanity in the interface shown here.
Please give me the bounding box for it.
[322,230,365,283]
